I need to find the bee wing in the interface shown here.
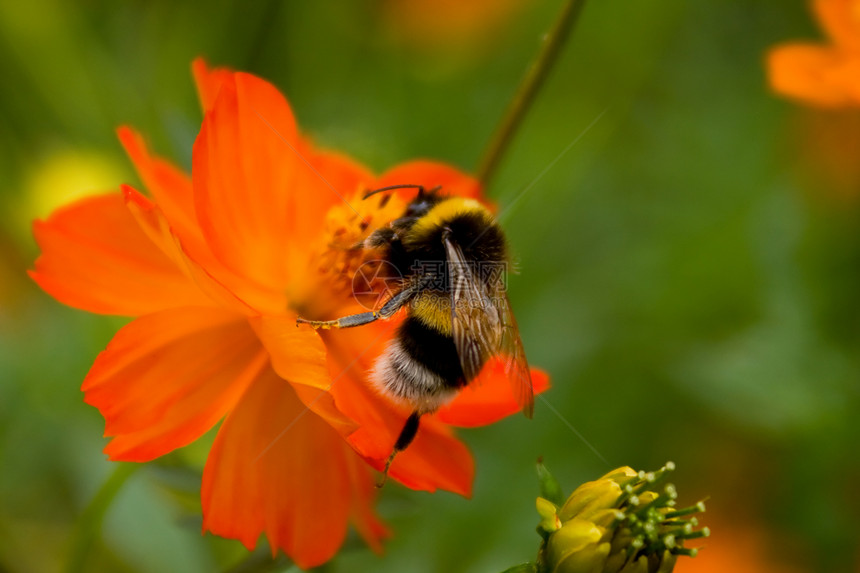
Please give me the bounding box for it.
[443,236,534,417]
[444,236,499,380]
[496,293,535,418]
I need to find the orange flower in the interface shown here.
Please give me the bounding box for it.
[381,0,530,54]
[767,0,860,107]
[673,514,809,573]
[30,59,549,566]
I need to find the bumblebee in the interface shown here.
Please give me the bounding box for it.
[298,184,533,481]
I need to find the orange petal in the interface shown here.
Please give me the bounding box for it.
[291,143,376,264]
[116,126,199,243]
[343,454,389,554]
[122,185,263,316]
[385,419,475,496]
[30,192,209,316]
[319,325,475,495]
[83,307,265,461]
[192,72,373,294]
[192,72,296,290]
[815,0,860,52]
[283,141,374,280]
[201,366,387,567]
[307,147,376,199]
[251,315,331,390]
[376,160,483,200]
[251,314,358,435]
[767,44,860,107]
[117,127,287,314]
[192,57,235,114]
[435,362,551,428]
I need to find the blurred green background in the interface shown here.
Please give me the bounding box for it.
[2,0,858,572]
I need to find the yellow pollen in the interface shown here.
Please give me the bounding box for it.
[292,190,407,319]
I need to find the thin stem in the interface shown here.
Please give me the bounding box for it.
[476,0,588,187]
[66,463,140,573]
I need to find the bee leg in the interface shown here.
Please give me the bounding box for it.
[377,411,422,488]
[296,311,380,330]
[296,284,418,329]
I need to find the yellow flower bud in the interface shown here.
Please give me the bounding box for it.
[546,519,605,573]
[537,497,562,533]
[553,541,610,573]
[533,462,707,573]
[558,479,623,522]
[598,467,638,484]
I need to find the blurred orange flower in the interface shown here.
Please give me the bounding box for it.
[767,0,860,107]
[794,107,860,200]
[381,0,531,56]
[29,59,548,567]
[674,514,808,573]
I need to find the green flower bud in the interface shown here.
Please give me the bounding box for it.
[533,462,707,573]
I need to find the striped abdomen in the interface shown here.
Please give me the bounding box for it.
[371,316,477,413]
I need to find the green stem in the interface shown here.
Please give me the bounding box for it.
[476,0,588,187]
[66,463,140,573]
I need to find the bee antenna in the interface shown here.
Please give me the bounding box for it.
[362,184,441,200]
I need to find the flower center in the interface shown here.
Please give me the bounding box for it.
[289,190,407,320]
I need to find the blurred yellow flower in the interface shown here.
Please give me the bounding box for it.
[4,149,125,304]
[25,149,125,221]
